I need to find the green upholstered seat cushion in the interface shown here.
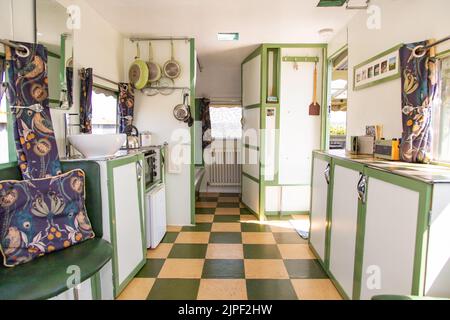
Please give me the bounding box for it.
[0,238,112,300]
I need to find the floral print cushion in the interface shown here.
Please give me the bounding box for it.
[0,169,95,267]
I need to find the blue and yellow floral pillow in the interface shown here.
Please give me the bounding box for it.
[0,169,95,267]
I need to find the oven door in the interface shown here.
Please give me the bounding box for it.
[144,155,154,188]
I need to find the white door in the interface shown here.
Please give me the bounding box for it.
[112,161,145,287]
[360,177,420,300]
[329,164,361,299]
[309,157,330,262]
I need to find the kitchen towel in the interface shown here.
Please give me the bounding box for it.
[5,41,62,179]
[399,41,438,163]
[118,83,135,133]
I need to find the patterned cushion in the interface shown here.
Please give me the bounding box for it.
[0,169,95,267]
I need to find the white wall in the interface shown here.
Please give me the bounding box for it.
[123,39,194,226]
[340,0,450,146]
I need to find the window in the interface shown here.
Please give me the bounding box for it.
[91,87,118,135]
[209,106,242,140]
[435,55,450,162]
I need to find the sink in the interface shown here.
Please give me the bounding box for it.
[68,134,126,158]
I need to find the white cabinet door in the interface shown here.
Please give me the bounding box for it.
[112,161,145,290]
[360,177,420,300]
[329,164,361,299]
[309,157,330,262]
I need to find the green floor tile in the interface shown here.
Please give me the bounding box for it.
[196,208,216,215]
[213,215,241,223]
[168,244,208,259]
[182,223,212,232]
[161,232,179,243]
[284,260,328,279]
[147,279,200,300]
[209,232,242,244]
[243,244,282,259]
[135,259,165,278]
[217,202,240,208]
[273,232,308,244]
[246,280,297,300]
[202,259,245,279]
[240,208,253,215]
[241,223,271,232]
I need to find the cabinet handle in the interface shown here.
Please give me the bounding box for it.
[324,164,331,185]
[357,173,368,204]
[136,161,143,181]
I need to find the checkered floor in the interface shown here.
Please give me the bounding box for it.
[117,193,342,300]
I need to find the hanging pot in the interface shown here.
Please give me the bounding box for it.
[158,76,175,95]
[147,41,162,83]
[163,40,181,79]
[173,92,193,127]
[129,42,149,90]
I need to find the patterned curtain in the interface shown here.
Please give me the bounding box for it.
[200,98,212,149]
[79,68,93,134]
[399,41,438,163]
[0,56,5,102]
[66,66,73,107]
[5,41,62,179]
[118,83,135,133]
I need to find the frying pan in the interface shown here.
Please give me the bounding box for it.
[173,92,193,127]
[129,42,149,90]
[163,40,181,79]
[147,42,162,83]
[158,76,175,96]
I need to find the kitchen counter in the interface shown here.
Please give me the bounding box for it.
[315,149,450,184]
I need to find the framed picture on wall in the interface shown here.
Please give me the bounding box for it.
[353,44,402,91]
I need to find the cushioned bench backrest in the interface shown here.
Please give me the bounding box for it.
[0,161,103,238]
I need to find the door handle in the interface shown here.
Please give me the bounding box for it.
[324,164,331,185]
[136,161,143,181]
[357,173,367,204]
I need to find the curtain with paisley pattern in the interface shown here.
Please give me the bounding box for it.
[0,56,5,102]
[79,68,93,134]
[5,41,62,179]
[399,41,438,163]
[118,83,135,133]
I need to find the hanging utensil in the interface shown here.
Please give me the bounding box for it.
[129,42,149,90]
[173,92,193,127]
[309,62,321,116]
[163,40,181,79]
[147,41,162,83]
[158,76,175,95]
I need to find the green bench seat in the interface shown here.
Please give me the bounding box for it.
[0,161,113,300]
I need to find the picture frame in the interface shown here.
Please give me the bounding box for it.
[353,44,403,91]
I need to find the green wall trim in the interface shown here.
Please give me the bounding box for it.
[242,172,260,183]
[436,49,450,59]
[263,43,327,49]
[190,38,196,225]
[324,157,335,270]
[328,44,348,60]
[242,45,263,65]
[90,272,102,300]
[244,104,261,110]
[333,157,365,173]
[313,151,331,162]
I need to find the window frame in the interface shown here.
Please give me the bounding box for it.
[91,83,120,135]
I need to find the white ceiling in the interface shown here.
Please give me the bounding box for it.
[87,0,356,98]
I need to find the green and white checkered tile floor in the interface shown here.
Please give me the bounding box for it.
[117,193,342,300]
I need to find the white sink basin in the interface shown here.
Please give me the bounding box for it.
[68,134,126,158]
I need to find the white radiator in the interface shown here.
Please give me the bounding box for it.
[206,140,242,187]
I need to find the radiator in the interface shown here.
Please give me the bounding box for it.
[206,142,242,187]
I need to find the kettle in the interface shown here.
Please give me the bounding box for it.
[125,125,140,149]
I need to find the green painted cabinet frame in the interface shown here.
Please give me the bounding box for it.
[106,154,147,297]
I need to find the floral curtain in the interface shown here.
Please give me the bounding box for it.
[0,56,5,102]
[200,98,212,149]
[399,41,438,163]
[118,83,135,133]
[79,68,93,134]
[5,41,62,179]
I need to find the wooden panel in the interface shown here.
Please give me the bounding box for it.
[278,48,322,185]
[361,178,419,300]
[310,157,329,262]
[329,164,360,299]
[426,184,450,298]
[242,175,259,214]
[242,55,261,107]
[113,162,144,285]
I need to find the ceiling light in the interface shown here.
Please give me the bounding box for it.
[217,33,239,41]
[318,28,334,39]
